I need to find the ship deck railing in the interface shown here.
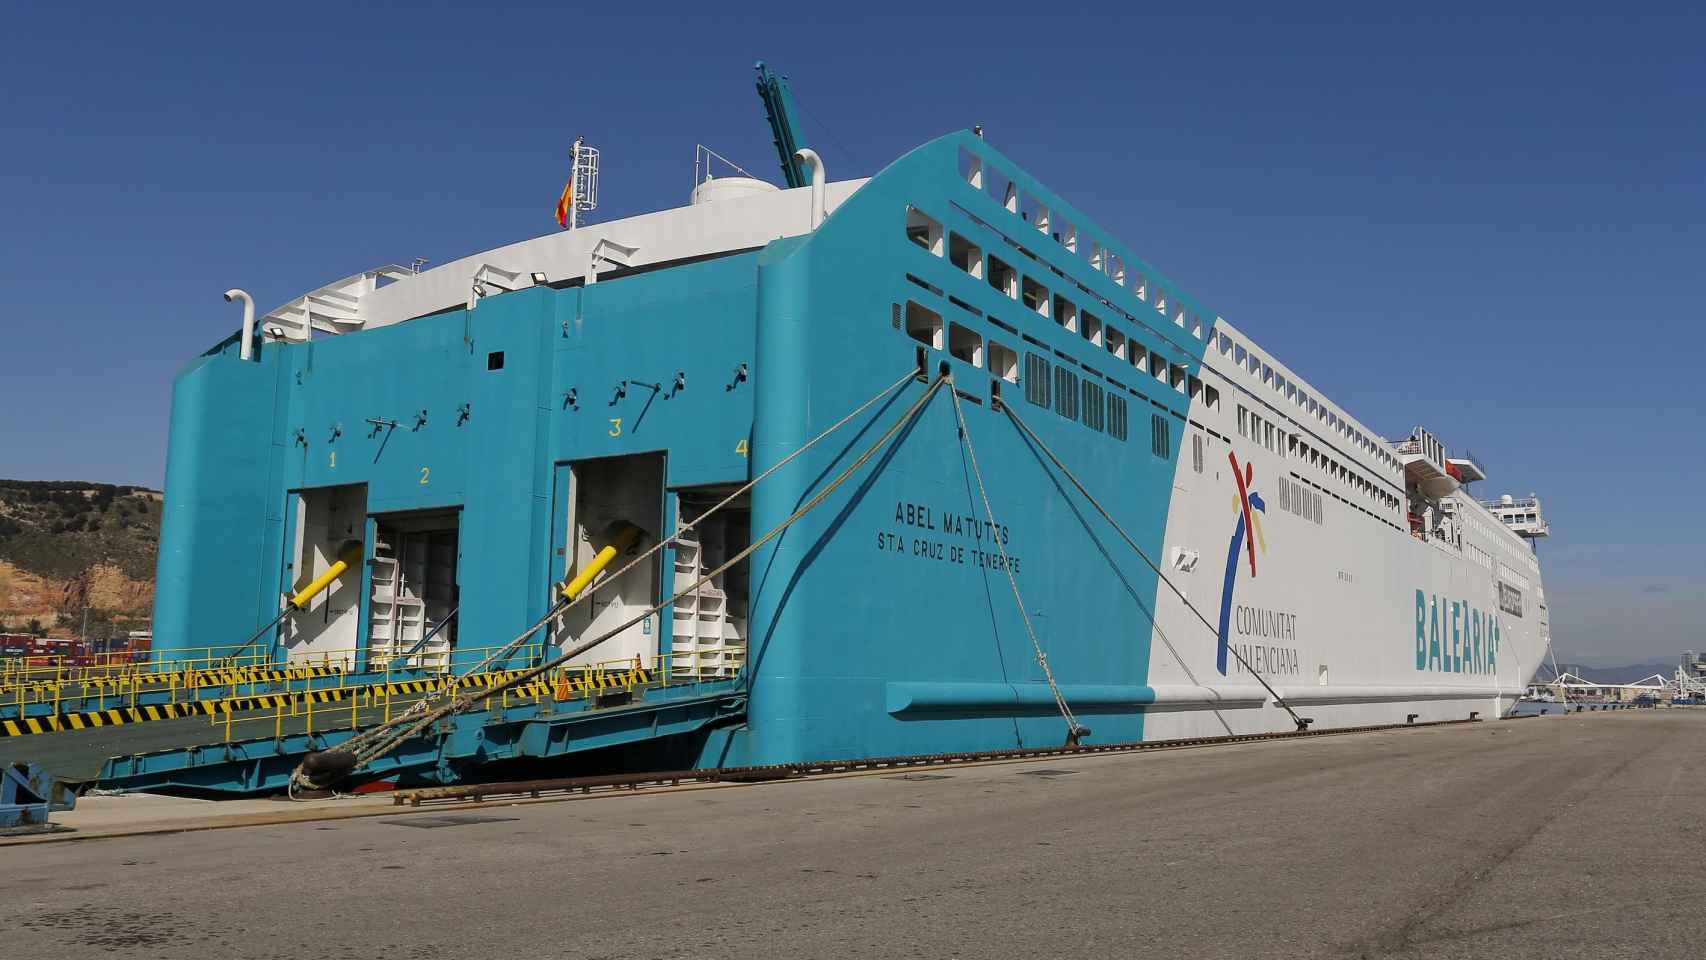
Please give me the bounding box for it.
[0,640,558,721]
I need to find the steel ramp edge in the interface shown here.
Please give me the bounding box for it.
[91,679,747,796]
[0,666,471,723]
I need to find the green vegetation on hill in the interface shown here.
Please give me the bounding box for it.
[0,479,162,581]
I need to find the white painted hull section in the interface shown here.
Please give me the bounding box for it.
[1140,326,1548,738]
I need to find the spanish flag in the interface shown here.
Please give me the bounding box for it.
[554,178,574,229]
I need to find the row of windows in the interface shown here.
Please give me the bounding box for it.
[1020,352,1152,453]
[950,147,1403,522]
[1235,403,1402,518]
[908,204,1222,417]
[934,149,1523,552]
[1276,475,1324,526]
[957,148,1212,347]
[901,300,1019,383]
[1213,330,1400,479]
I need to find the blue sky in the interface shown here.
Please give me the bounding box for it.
[1,4,1700,664]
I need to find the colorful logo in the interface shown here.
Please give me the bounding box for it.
[1216,451,1267,675]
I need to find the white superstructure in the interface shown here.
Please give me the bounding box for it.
[1142,315,1549,735]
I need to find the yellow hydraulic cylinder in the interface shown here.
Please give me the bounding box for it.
[290,542,365,610]
[561,523,642,600]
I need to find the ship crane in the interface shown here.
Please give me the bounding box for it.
[755,61,808,189]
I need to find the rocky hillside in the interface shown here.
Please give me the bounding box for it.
[0,480,160,634]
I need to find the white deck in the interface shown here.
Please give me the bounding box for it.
[259,179,868,341]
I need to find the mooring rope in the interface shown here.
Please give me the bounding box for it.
[946,378,1088,745]
[293,372,947,789]
[293,368,923,782]
[1001,401,1312,731]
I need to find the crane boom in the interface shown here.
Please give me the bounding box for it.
[754,61,807,189]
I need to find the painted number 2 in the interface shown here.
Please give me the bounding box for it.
[419,466,430,485]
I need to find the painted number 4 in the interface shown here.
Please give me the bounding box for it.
[735,438,748,457]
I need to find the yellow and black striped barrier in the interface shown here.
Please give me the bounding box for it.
[5,663,348,699]
[180,664,344,689]
[553,667,651,700]
[0,666,656,738]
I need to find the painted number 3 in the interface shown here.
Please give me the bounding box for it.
[608,418,622,437]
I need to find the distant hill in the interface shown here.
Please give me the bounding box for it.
[0,479,160,634]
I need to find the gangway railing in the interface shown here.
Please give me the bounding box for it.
[3,649,709,745]
[1,640,546,723]
[187,650,702,747]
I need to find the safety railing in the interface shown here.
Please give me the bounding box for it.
[193,650,713,746]
[1,641,547,718]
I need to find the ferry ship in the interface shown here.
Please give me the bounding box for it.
[149,64,1551,775]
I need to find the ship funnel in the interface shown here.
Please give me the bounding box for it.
[793,147,825,229]
[223,288,256,361]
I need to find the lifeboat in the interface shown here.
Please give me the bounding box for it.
[1403,455,1459,500]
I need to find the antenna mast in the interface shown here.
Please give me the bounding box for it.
[567,136,600,230]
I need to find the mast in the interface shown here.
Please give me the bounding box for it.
[754,61,807,189]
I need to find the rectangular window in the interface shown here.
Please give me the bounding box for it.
[1022,276,1051,317]
[905,206,943,256]
[1105,326,1127,360]
[1081,380,1105,431]
[1024,353,1051,408]
[1150,414,1171,459]
[958,148,983,189]
[1191,433,1204,473]
[1020,192,1049,232]
[1081,308,1103,347]
[948,232,984,279]
[987,165,1017,212]
[1055,215,1077,252]
[905,301,943,350]
[988,255,1018,299]
[1204,385,1220,411]
[1109,394,1129,441]
[1053,294,1077,332]
[1054,367,1080,420]
[947,322,983,367]
[988,340,1019,383]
